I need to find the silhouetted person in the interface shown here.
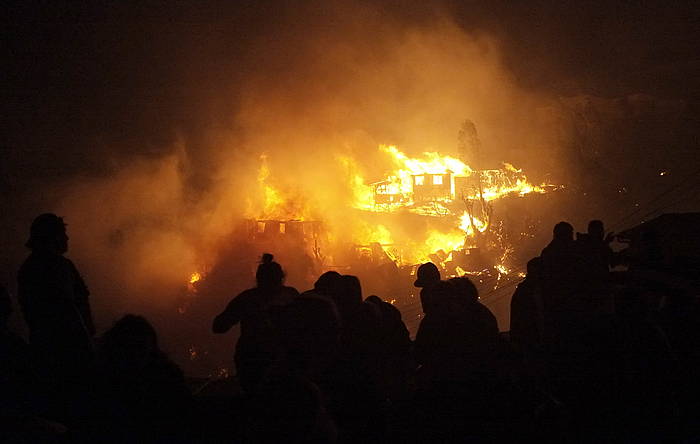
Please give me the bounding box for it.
[329,277,405,402]
[0,284,68,440]
[415,279,498,385]
[365,295,412,400]
[586,220,614,264]
[576,220,615,305]
[313,270,342,301]
[413,262,440,314]
[541,221,579,318]
[333,275,377,360]
[247,370,337,443]
[213,253,299,393]
[413,280,508,441]
[267,293,385,441]
[0,284,31,414]
[321,274,362,329]
[449,276,499,335]
[91,315,191,441]
[510,257,544,350]
[249,294,340,443]
[17,214,95,419]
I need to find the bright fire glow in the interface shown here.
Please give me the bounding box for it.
[342,145,550,262]
[494,264,509,275]
[189,272,202,285]
[350,145,547,210]
[187,271,203,294]
[249,144,554,267]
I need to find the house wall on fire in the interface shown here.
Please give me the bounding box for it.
[247,219,322,241]
[372,180,404,204]
[370,169,506,205]
[412,172,453,202]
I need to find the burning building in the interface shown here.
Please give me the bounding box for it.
[237,143,557,288]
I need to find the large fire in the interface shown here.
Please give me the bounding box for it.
[182,142,558,303]
[231,144,552,273]
[346,145,547,212]
[180,144,556,369]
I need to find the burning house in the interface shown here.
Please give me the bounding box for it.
[196,142,558,299]
[412,171,453,203]
[246,219,323,243]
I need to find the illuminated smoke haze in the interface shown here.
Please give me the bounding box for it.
[2,1,698,356]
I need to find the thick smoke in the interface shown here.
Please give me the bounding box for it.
[3,1,697,348]
[42,3,565,317]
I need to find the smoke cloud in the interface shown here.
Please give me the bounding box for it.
[25,2,563,314]
[2,1,697,350]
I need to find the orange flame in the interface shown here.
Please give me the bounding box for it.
[249,144,554,267]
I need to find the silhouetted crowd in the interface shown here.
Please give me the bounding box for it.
[2,213,700,442]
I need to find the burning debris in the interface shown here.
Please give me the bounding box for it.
[179,270,206,314]
[350,145,549,213]
[341,144,556,275]
[183,128,560,309]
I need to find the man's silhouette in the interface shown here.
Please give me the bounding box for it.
[510,257,544,350]
[92,315,191,441]
[540,221,579,316]
[577,220,614,300]
[17,214,95,388]
[413,262,441,314]
[0,284,68,443]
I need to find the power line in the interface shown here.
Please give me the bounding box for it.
[610,168,700,231]
[631,186,700,225]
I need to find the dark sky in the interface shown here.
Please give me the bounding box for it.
[2,0,699,278]
[3,0,698,178]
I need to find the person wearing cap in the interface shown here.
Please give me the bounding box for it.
[17,214,95,392]
[414,262,441,315]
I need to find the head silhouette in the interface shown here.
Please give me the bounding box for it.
[100,315,159,369]
[414,262,440,288]
[333,275,362,319]
[588,220,605,241]
[256,253,284,288]
[552,221,574,242]
[26,213,68,254]
[313,271,342,297]
[276,293,340,360]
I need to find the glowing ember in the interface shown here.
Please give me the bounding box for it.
[189,272,202,285]
[213,367,230,379]
[187,271,202,294]
[494,264,509,275]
